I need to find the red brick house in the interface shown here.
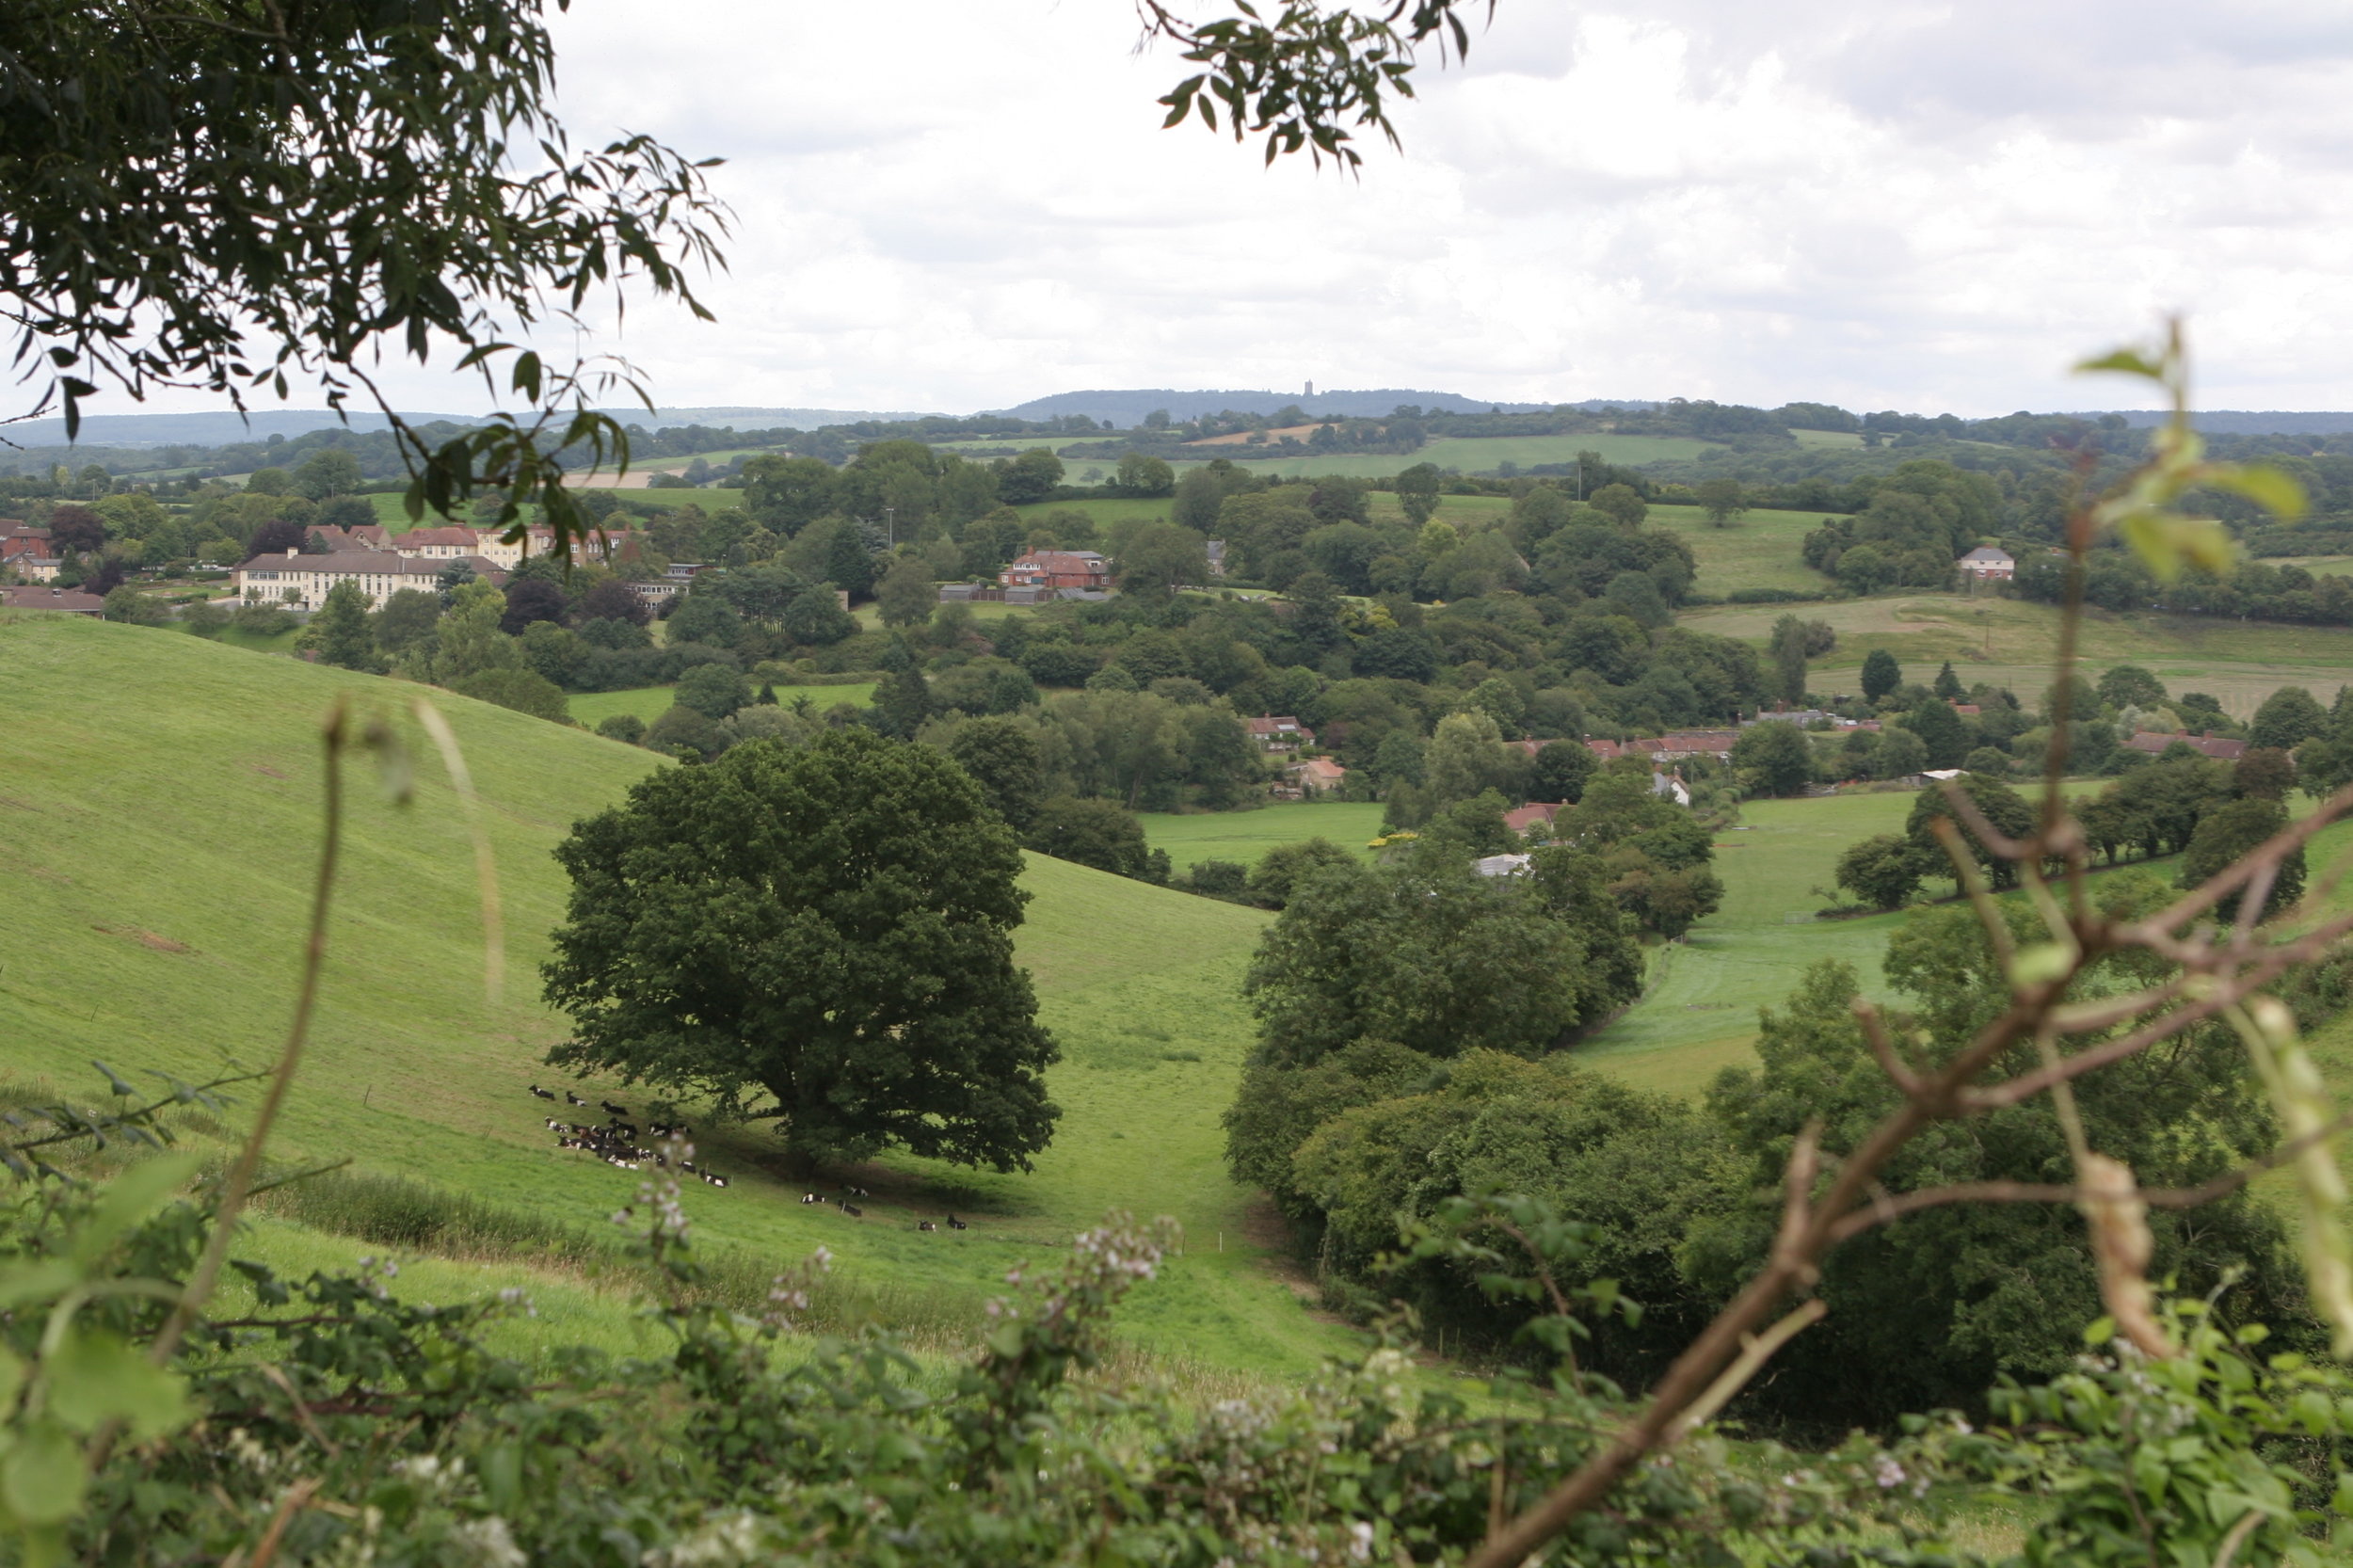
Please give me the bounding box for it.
[1000,550,1110,591]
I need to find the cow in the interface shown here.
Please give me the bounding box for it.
[917,1220,937,1233]
[528,1084,556,1101]
[946,1215,968,1231]
[840,1202,862,1218]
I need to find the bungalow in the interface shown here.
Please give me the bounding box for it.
[2125,730,2247,761]
[1958,546,2015,581]
[234,548,504,611]
[1246,715,1314,753]
[1000,550,1110,591]
[0,584,104,616]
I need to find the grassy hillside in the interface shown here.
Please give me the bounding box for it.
[0,614,1356,1377]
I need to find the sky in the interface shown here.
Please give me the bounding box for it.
[86,1,2353,421]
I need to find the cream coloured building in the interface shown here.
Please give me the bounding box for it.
[234,549,504,611]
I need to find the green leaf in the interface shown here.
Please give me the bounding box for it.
[45,1331,191,1439]
[71,1154,200,1267]
[2206,464,2308,522]
[0,1263,78,1314]
[0,1348,25,1418]
[2075,348,2166,380]
[0,1424,87,1527]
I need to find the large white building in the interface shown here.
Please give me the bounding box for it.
[233,549,504,611]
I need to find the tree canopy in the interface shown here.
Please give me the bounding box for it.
[1,0,725,554]
[543,729,1060,1172]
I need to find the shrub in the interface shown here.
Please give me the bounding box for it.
[449,667,571,723]
[596,712,648,744]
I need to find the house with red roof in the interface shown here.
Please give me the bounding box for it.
[1000,550,1109,591]
[2125,731,2247,761]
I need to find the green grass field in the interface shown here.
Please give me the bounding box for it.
[1682,594,2353,716]
[566,681,878,728]
[0,614,1357,1378]
[1645,504,1837,598]
[1579,792,1916,1096]
[1140,803,1385,870]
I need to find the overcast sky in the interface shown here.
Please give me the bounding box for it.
[140,1,2353,419]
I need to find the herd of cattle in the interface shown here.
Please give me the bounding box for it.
[528,1084,728,1187]
[526,1084,975,1231]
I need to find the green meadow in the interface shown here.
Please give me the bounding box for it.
[1683,594,2353,717]
[566,680,877,728]
[0,614,1355,1378]
[1140,802,1385,870]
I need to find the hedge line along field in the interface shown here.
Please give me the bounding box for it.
[0,614,1362,1378]
[566,681,879,728]
[1139,803,1385,871]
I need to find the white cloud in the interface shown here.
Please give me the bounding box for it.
[84,1,2353,420]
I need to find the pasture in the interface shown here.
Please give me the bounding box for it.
[1140,802,1385,870]
[566,680,877,728]
[0,616,1355,1378]
[1682,594,2353,716]
[1578,791,1917,1096]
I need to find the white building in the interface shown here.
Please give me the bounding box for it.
[1958,546,2015,581]
[234,549,504,611]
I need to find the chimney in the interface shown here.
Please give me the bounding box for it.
[285,548,299,557]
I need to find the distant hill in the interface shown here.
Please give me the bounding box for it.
[985,388,1577,425]
[2057,410,2353,436]
[2,404,937,448]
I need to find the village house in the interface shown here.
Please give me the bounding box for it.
[1958,546,2015,581]
[1283,757,1347,798]
[1246,715,1314,753]
[234,548,505,611]
[1000,550,1110,591]
[2125,730,2248,761]
[1,523,62,582]
[1503,802,1563,838]
[466,525,564,568]
[0,584,104,616]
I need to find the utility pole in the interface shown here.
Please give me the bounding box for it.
[884,506,895,550]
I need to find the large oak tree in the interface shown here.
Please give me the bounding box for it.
[543,728,1059,1172]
